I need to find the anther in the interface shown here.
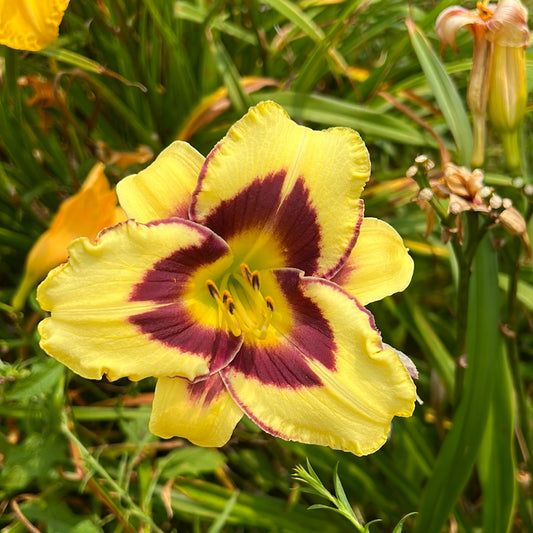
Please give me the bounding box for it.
[206,280,220,299]
[251,271,260,290]
[265,296,274,311]
[240,263,252,283]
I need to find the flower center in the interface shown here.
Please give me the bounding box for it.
[206,264,275,339]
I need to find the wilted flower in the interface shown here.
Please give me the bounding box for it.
[436,163,490,215]
[498,206,532,262]
[0,1,70,51]
[12,163,125,310]
[436,0,529,170]
[37,102,416,455]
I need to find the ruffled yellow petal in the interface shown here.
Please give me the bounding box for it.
[223,277,416,456]
[331,217,414,306]
[38,219,238,382]
[12,163,124,310]
[0,0,70,51]
[149,375,243,446]
[191,101,370,278]
[117,141,204,223]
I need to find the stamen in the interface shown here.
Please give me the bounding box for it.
[265,296,274,311]
[205,268,275,339]
[251,271,261,290]
[240,263,252,282]
[206,279,220,299]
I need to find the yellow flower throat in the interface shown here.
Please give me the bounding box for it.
[206,264,275,339]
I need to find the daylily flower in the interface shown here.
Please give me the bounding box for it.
[0,0,70,51]
[12,163,125,310]
[37,102,416,455]
[436,0,529,170]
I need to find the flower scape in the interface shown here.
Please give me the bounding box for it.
[37,101,416,455]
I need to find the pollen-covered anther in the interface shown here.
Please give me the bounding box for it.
[205,268,275,339]
[206,280,242,336]
[206,279,221,299]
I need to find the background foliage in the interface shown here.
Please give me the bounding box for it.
[1,0,532,531]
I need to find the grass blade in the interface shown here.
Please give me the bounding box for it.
[478,345,516,533]
[414,235,500,532]
[406,19,473,165]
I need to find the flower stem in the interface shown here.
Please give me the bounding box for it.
[60,410,164,533]
[502,240,531,468]
[501,130,522,175]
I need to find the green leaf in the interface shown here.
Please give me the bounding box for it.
[394,296,455,397]
[6,358,64,401]
[262,0,325,42]
[415,236,500,532]
[392,513,418,533]
[207,490,239,533]
[164,478,343,533]
[206,30,250,114]
[478,345,516,533]
[157,447,226,479]
[406,19,473,165]
[499,274,533,310]
[20,499,102,532]
[333,463,352,515]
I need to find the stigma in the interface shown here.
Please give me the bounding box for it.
[206,264,274,339]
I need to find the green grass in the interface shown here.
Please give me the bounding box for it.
[1,1,532,531]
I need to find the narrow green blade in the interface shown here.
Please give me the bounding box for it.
[478,345,516,533]
[407,19,473,165]
[415,235,500,532]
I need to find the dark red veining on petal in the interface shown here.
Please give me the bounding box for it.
[224,269,336,388]
[273,177,321,275]
[128,220,242,372]
[193,171,285,241]
[187,374,227,407]
[129,224,228,303]
[227,341,323,387]
[275,269,336,370]
[192,171,322,274]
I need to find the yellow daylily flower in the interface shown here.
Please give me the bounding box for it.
[37,102,416,455]
[0,0,70,51]
[436,0,529,170]
[12,163,125,310]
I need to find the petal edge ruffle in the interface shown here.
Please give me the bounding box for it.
[222,275,416,455]
[332,217,414,306]
[191,101,369,278]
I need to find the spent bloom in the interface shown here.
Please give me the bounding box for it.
[37,102,416,455]
[0,0,70,51]
[12,163,125,310]
[436,0,530,170]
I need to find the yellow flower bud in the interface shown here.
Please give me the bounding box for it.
[486,0,529,171]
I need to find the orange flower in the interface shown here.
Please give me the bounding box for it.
[12,163,125,310]
[0,0,70,51]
